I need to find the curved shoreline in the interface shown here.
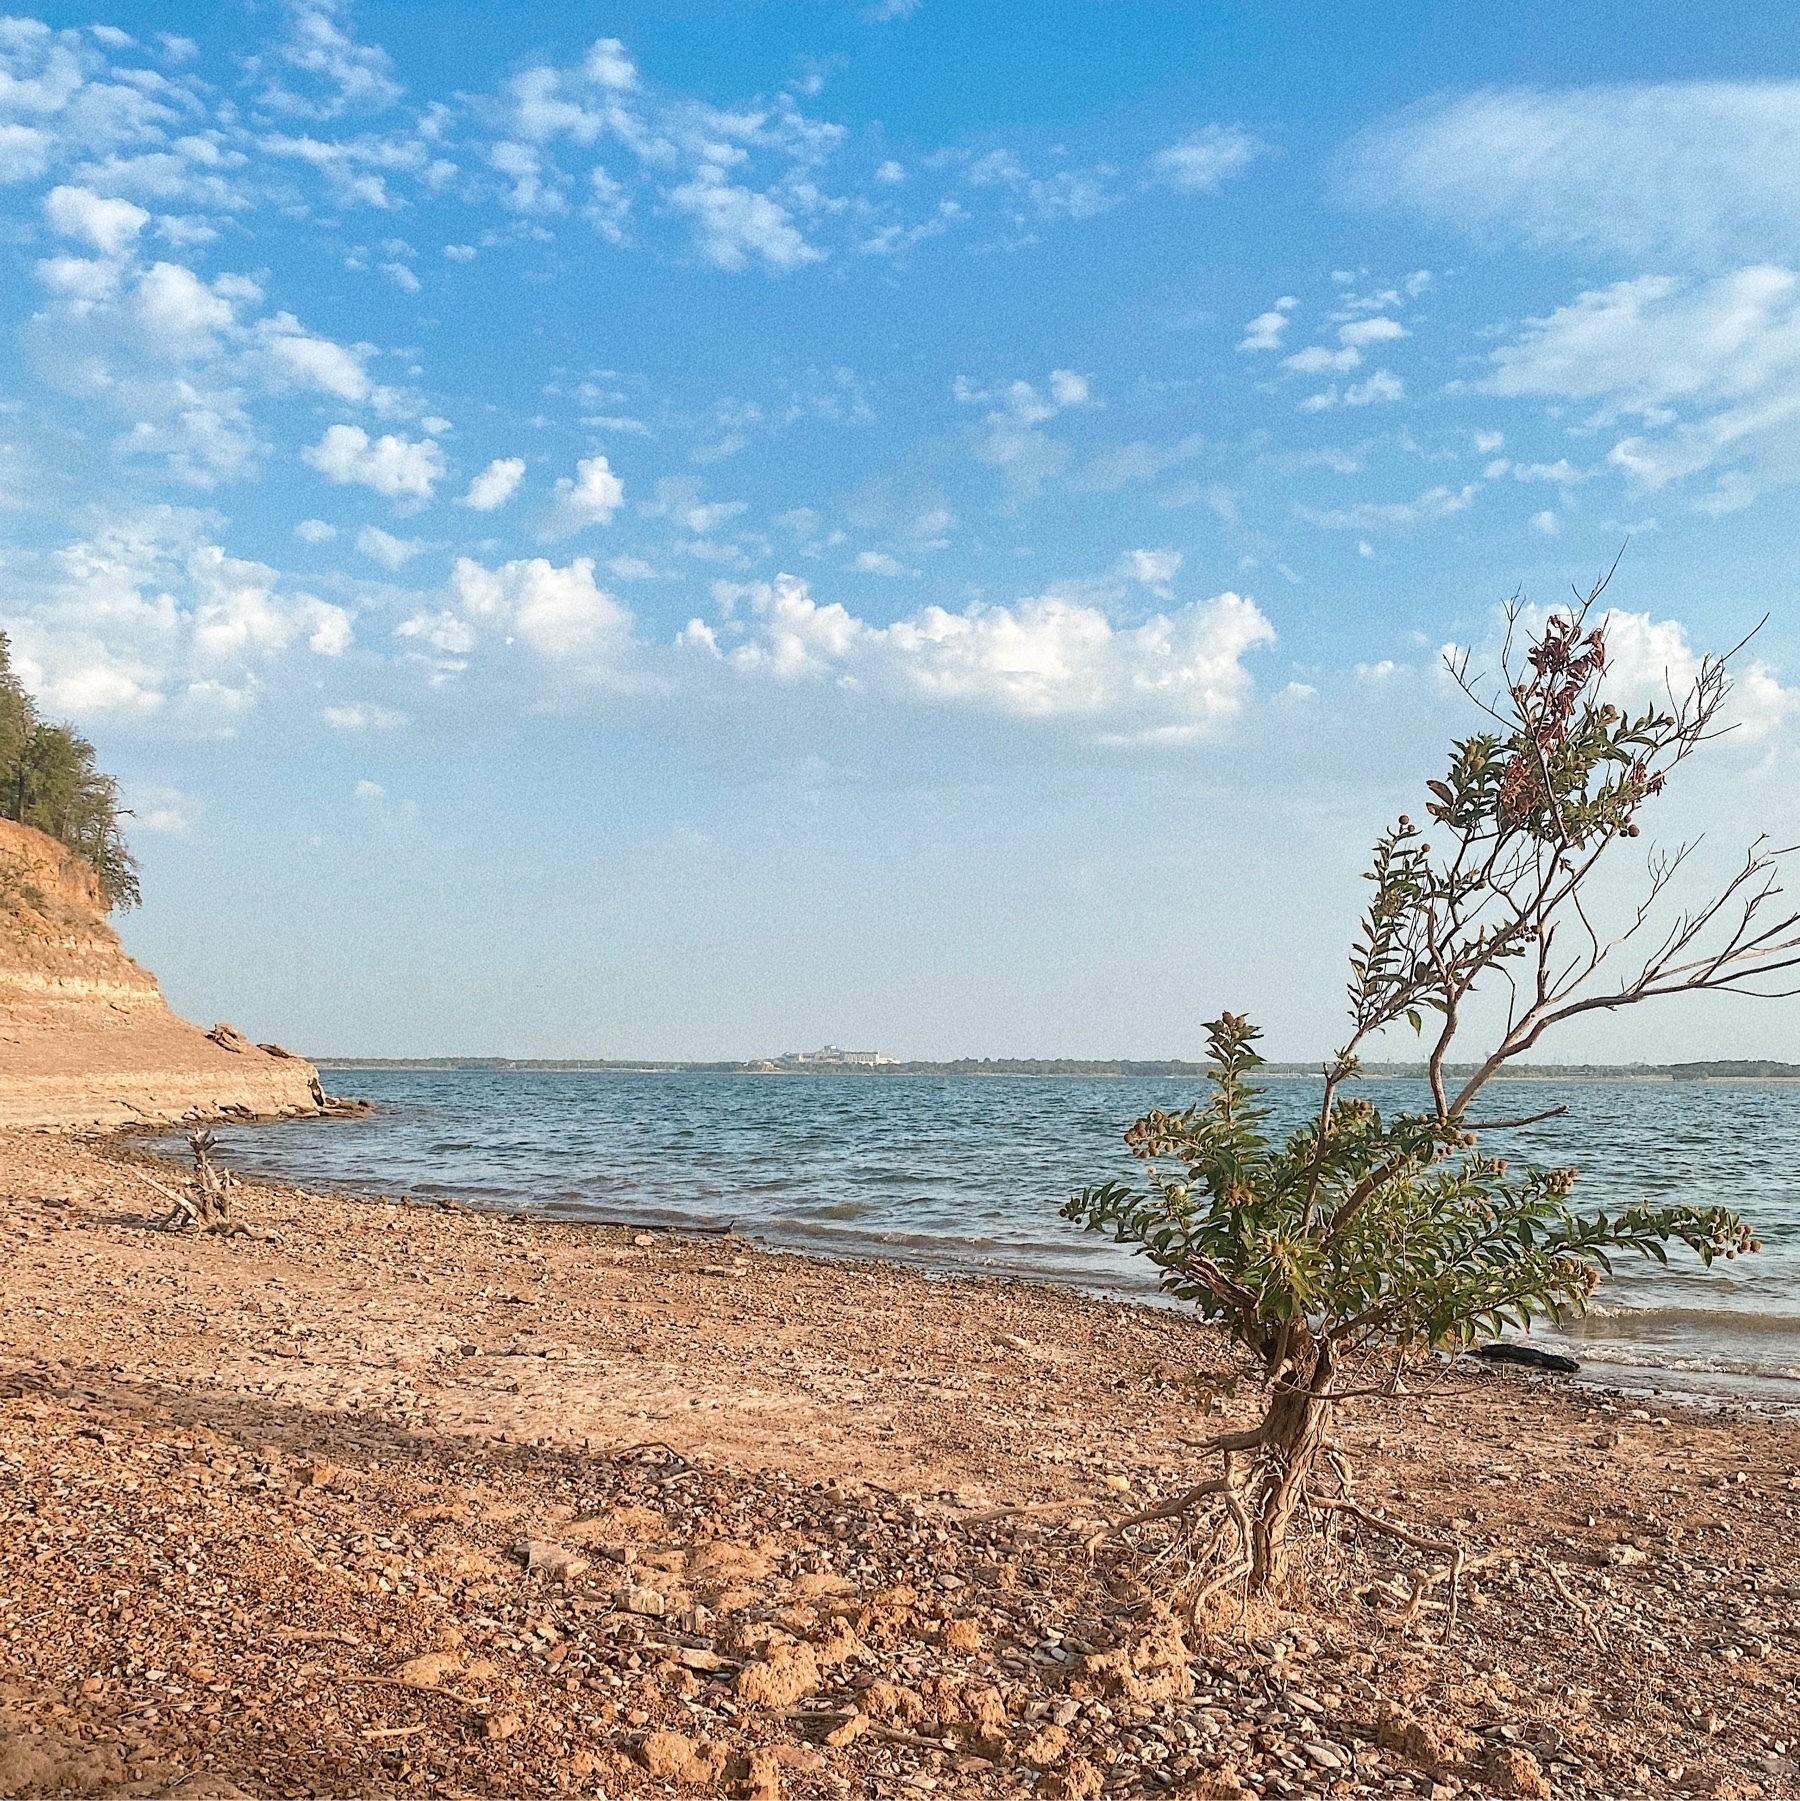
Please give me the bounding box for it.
[135,1107,1800,1414]
[3,1125,1799,1801]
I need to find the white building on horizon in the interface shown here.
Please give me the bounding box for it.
[774,1044,898,1068]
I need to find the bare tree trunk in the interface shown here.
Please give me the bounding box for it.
[1245,1339,1334,1594]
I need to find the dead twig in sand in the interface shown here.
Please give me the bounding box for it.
[958,1496,1092,1527]
[1534,1551,1607,1648]
[333,1674,488,1706]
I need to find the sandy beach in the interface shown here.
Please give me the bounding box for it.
[1,1129,1796,1801]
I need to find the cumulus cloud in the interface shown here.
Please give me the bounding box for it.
[543,455,625,535]
[26,191,409,486]
[441,554,634,659]
[0,507,353,723]
[1594,608,1797,741]
[853,550,908,576]
[960,147,1115,222]
[254,312,391,405]
[1286,345,1360,374]
[689,573,1274,739]
[488,37,845,270]
[461,456,526,510]
[1485,266,1800,514]
[356,525,424,568]
[1339,316,1407,348]
[1239,297,1296,352]
[669,166,821,271]
[303,424,444,501]
[1150,124,1266,192]
[44,183,148,254]
[1301,369,1405,411]
[1343,82,1800,264]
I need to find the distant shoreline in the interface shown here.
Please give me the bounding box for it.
[310,1056,1800,1082]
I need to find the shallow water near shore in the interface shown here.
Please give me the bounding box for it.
[162,1067,1800,1402]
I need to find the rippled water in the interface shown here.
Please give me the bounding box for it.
[162,1069,1800,1400]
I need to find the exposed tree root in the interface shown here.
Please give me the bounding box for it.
[1534,1551,1608,1648]
[1081,1420,1513,1646]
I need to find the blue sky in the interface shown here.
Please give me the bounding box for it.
[5,0,1800,1060]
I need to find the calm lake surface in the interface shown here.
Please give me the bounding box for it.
[168,1069,1800,1404]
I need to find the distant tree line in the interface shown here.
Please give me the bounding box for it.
[0,632,139,911]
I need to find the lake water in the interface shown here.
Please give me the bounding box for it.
[163,1069,1800,1405]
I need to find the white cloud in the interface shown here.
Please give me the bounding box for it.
[447,554,633,659]
[586,165,631,241]
[957,369,1094,495]
[1344,82,1800,264]
[294,518,337,543]
[1531,509,1559,534]
[1122,548,1183,585]
[2,508,355,723]
[1593,608,1796,742]
[695,574,1274,739]
[853,550,908,576]
[356,525,424,568]
[489,139,563,214]
[1300,369,1405,412]
[1285,345,1360,374]
[1486,266,1800,513]
[26,198,408,488]
[1344,370,1404,406]
[322,703,406,730]
[669,165,821,271]
[1338,316,1406,348]
[543,455,625,535]
[129,785,198,835]
[303,424,444,501]
[1239,297,1296,352]
[1298,483,1477,531]
[254,313,387,405]
[1150,124,1265,193]
[461,456,526,511]
[256,1,404,120]
[392,609,475,660]
[44,183,147,254]
[961,147,1114,221]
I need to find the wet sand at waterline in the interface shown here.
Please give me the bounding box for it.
[2,1130,1797,1801]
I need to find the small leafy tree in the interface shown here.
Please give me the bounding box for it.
[0,632,140,910]
[1066,578,1786,1597]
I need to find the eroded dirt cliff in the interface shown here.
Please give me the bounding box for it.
[0,817,325,1128]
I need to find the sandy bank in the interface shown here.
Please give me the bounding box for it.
[0,819,328,1129]
[1,1130,1796,1801]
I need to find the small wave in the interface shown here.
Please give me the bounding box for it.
[1573,1304,1800,1335]
[1563,1341,1800,1382]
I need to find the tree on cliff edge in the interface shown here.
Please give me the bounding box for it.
[1066,575,1789,1602]
[0,632,140,911]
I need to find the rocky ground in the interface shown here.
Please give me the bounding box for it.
[1,1129,1797,1801]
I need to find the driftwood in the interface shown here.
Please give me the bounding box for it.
[129,1133,261,1236]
